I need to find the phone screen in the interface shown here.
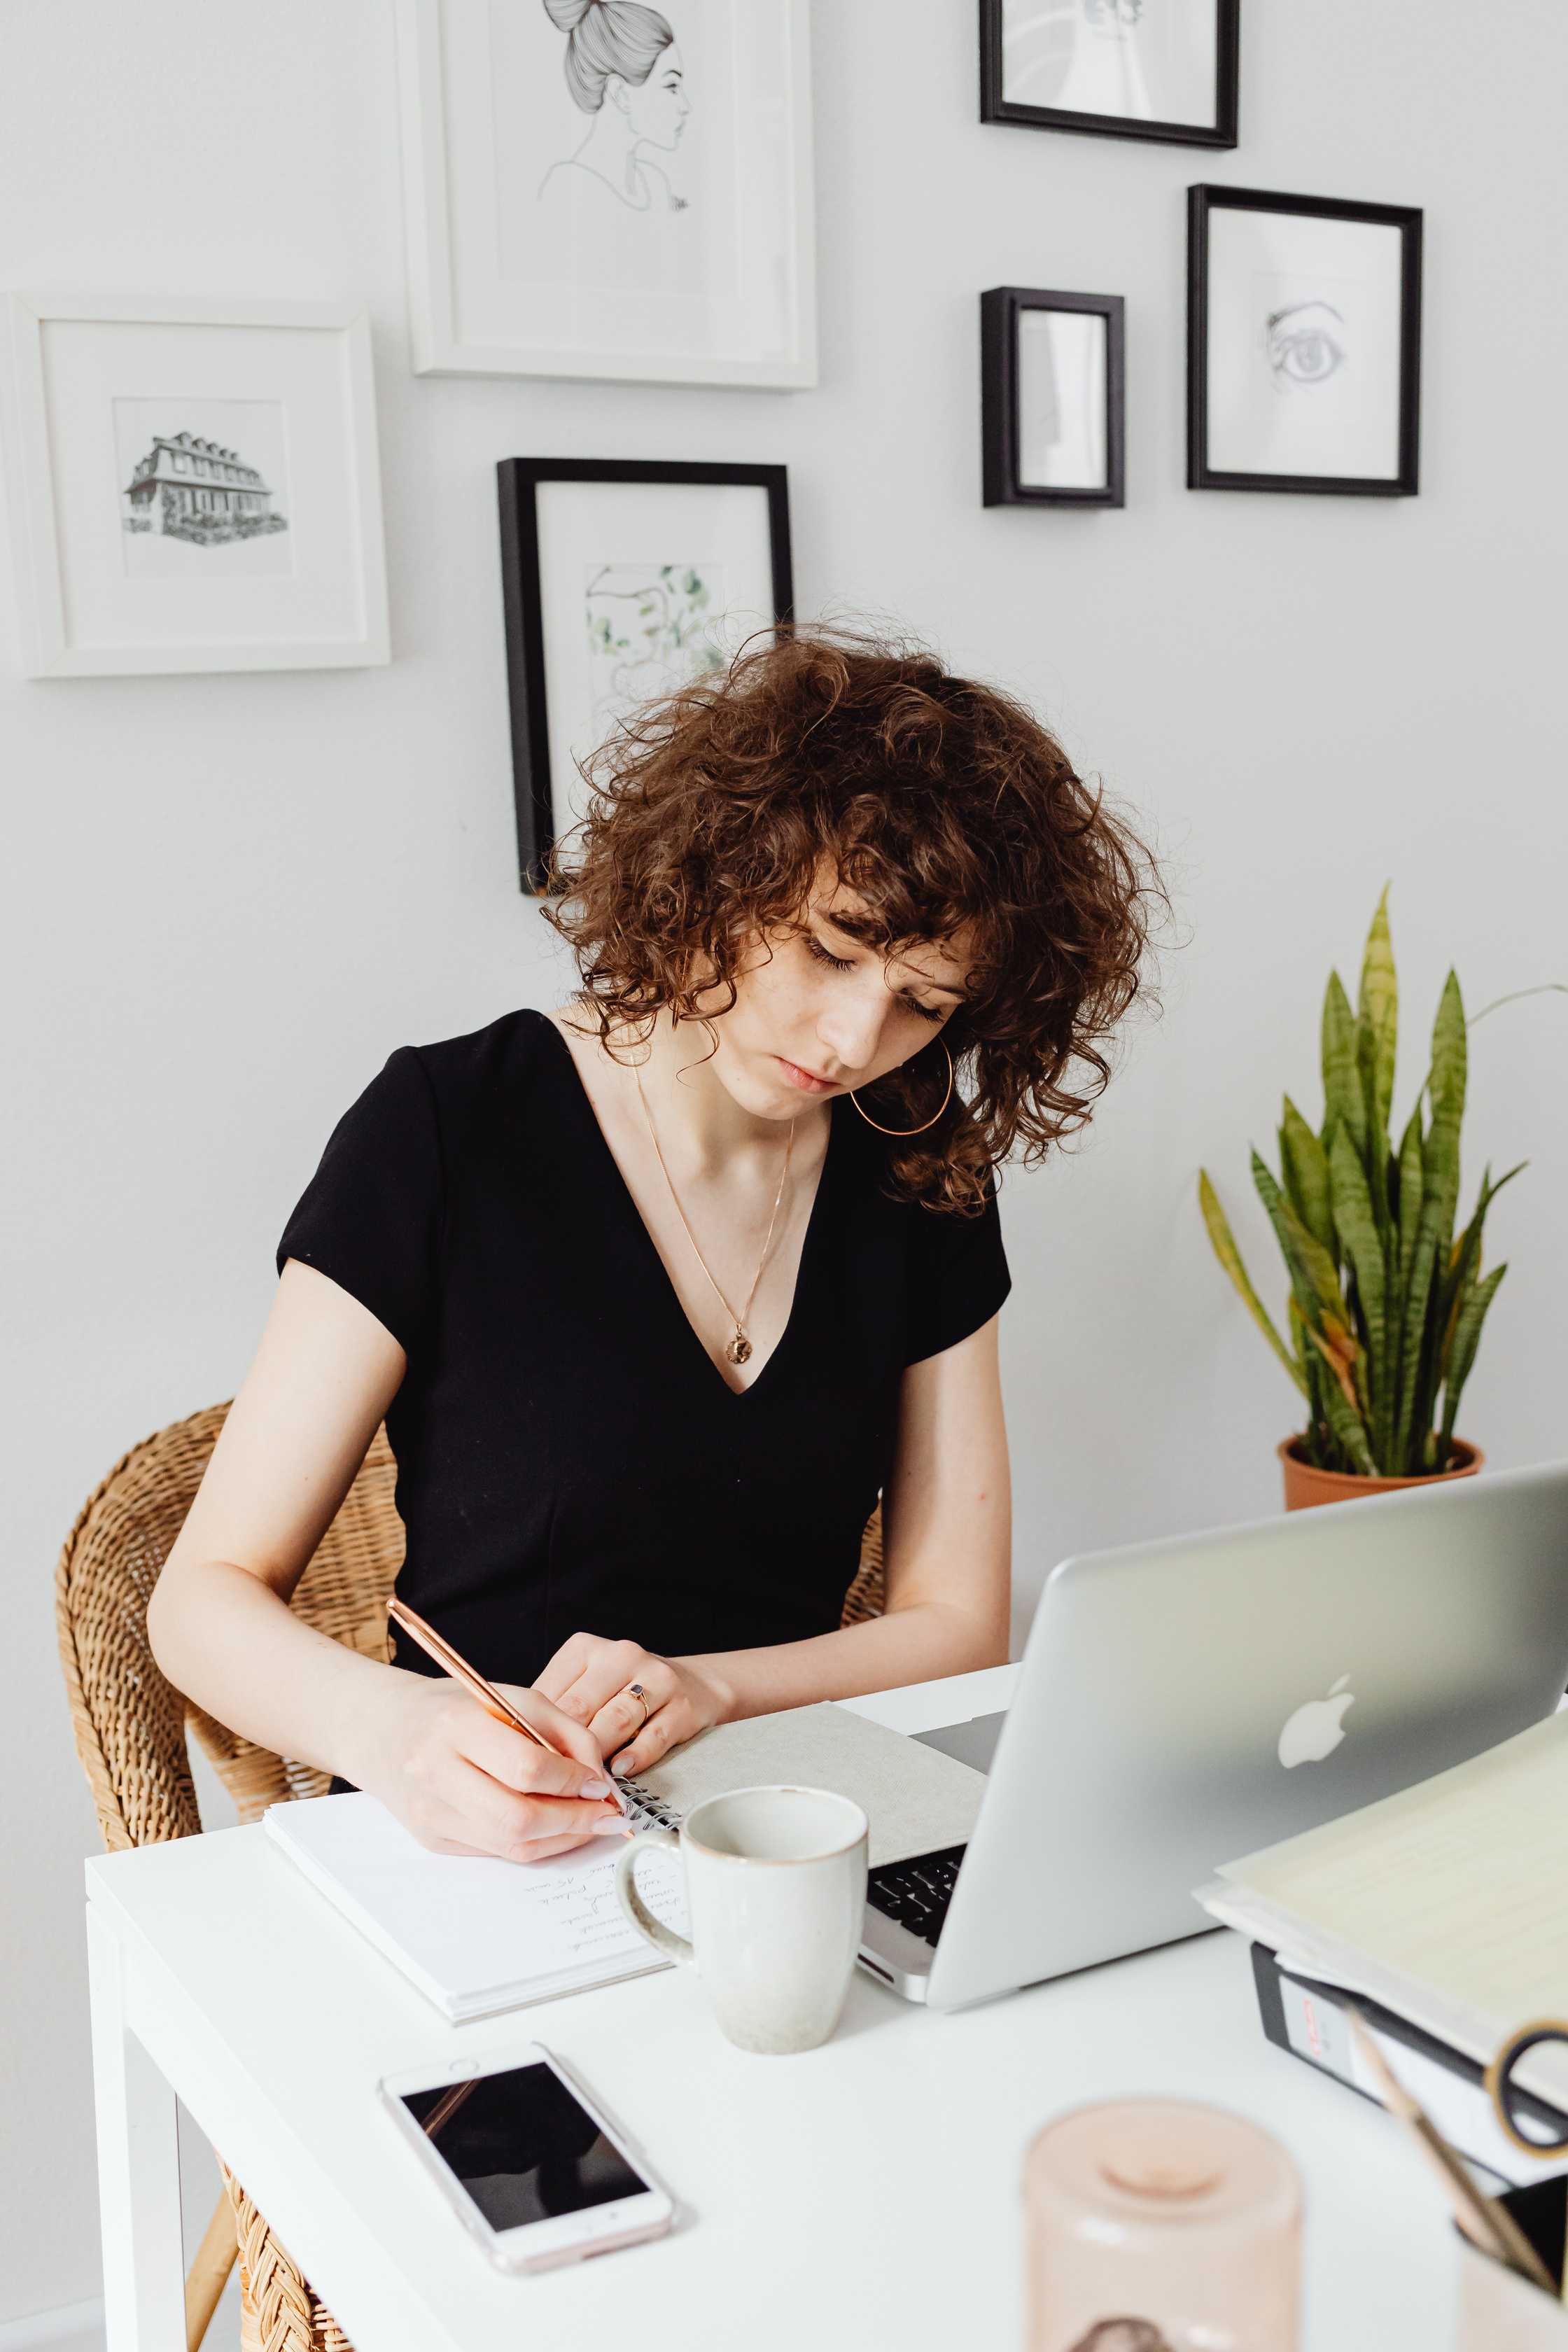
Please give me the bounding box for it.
[401,2064,651,2235]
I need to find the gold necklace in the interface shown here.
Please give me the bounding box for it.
[634,1068,796,1367]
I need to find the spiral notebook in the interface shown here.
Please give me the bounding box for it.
[266,1700,986,2021]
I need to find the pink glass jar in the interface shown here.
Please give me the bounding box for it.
[1023,2099,1302,2352]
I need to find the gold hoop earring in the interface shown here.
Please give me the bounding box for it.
[849,1042,955,1136]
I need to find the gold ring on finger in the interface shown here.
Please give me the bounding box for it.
[623,1681,651,1730]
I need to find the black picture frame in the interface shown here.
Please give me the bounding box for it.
[981,287,1126,510]
[1187,185,1424,499]
[979,0,1239,150]
[497,458,794,893]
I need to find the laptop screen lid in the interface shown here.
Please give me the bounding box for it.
[924,1460,1568,2012]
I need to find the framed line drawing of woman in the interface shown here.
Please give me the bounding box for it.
[396,0,817,386]
[536,0,691,219]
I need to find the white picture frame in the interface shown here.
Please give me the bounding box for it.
[0,291,391,677]
[394,0,817,388]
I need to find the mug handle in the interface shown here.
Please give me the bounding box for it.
[614,1828,695,1968]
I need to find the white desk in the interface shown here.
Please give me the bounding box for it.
[87,1668,1457,2351]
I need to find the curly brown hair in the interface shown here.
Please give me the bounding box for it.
[546,630,1162,1212]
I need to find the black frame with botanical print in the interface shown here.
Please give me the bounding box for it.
[981,287,1126,508]
[1186,185,1423,498]
[498,458,794,893]
[979,0,1239,150]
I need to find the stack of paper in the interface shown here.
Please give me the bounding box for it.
[1200,1707,1568,2102]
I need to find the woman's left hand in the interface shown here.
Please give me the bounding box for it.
[533,1634,734,1776]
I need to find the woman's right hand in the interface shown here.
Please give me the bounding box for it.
[347,1669,630,1864]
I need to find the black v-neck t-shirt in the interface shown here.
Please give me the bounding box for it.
[278,1011,1010,1686]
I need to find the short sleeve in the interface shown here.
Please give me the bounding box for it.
[903,1186,1011,1366]
[276,1048,442,1355]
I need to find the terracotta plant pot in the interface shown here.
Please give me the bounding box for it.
[1278,1436,1483,1513]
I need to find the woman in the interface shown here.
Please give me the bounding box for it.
[537,0,690,216]
[148,634,1156,1871]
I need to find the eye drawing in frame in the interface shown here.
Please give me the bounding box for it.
[979,0,1239,150]
[395,0,816,386]
[497,460,792,892]
[981,286,1125,509]
[1187,185,1423,498]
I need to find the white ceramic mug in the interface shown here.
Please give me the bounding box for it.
[614,1784,869,2055]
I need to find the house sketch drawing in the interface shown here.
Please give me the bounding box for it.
[122,429,288,545]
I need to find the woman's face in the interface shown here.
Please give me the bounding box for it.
[690,876,973,1126]
[617,43,690,149]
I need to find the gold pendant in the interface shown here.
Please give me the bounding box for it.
[727,1331,752,1366]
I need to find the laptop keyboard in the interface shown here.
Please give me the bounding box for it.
[865,1844,967,1948]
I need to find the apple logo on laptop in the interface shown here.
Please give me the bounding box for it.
[1277,1674,1354,1768]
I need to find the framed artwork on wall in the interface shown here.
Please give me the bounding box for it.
[979,0,1239,149]
[498,458,792,891]
[1187,186,1423,498]
[396,0,817,387]
[981,286,1125,508]
[0,292,389,677]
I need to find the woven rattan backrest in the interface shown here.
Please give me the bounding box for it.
[55,1404,405,1847]
[840,1502,885,1627]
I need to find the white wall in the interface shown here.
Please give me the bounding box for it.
[4,0,1566,2323]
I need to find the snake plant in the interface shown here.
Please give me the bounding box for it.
[1200,892,1522,1476]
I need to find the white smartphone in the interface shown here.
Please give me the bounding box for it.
[379,2040,676,2274]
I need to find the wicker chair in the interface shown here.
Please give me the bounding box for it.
[57,1400,886,2352]
[57,1403,400,2350]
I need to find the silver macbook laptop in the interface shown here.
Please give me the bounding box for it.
[856,1461,1568,2010]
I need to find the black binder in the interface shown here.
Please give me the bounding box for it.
[1249,1942,1568,2184]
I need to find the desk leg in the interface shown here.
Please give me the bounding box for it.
[88,1906,186,2352]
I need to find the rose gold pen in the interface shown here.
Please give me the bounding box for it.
[386,1597,627,1820]
[1347,2010,1556,2293]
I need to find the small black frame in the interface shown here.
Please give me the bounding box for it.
[979,0,1239,150]
[1187,184,1424,499]
[981,288,1125,509]
[497,458,793,893]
